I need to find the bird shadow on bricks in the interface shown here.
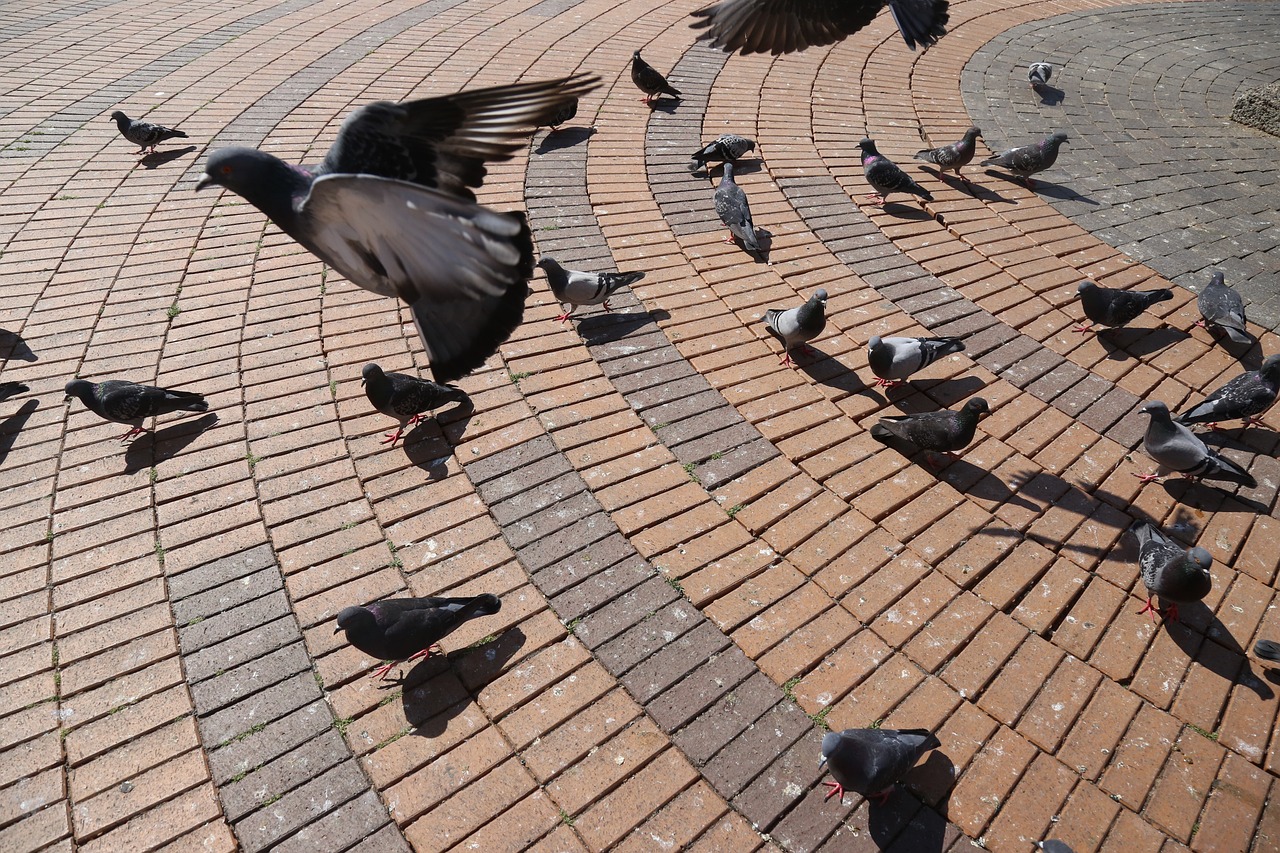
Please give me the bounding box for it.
[984,171,1099,205]
[649,97,681,115]
[136,145,196,169]
[1096,325,1189,360]
[398,628,527,734]
[881,201,934,221]
[1161,477,1270,515]
[924,169,1013,205]
[0,399,38,468]
[403,419,467,479]
[534,126,595,155]
[1165,605,1274,701]
[868,785,950,851]
[799,354,881,399]
[123,412,218,473]
[1035,85,1065,106]
[0,328,36,361]
[578,307,671,346]
[434,398,478,447]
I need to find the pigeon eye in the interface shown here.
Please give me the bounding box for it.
[220,165,232,176]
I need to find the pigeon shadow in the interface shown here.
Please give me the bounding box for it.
[799,354,879,398]
[881,200,934,221]
[399,627,527,734]
[534,126,595,155]
[1034,84,1066,106]
[984,170,1098,204]
[123,412,219,473]
[1097,326,1189,360]
[747,229,772,264]
[915,375,988,409]
[941,462,1042,512]
[866,786,949,852]
[578,308,670,346]
[649,96,681,114]
[0,329,36,362]
[1165,604,1273,700]
[1198,423,1280,459]
[0,399,38,468]
[919,168,1013,204]
[1161,477,1270,514]
[435,397,477,446]
[402,422,456,481]
[137,145,196,169]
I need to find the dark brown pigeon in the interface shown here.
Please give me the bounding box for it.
[336,594,502,680]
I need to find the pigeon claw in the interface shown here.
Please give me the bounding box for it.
[553,311,573,324]
[779,352,793,366]
[1071,324,1093,334]
[1163,603,1181,623]
[370,660,398,680]
[118,425,148,442]
[822,781,845,803]
[869,787,894,806]
[381,427,405,446]
[1137,597,1171,624]
[1131,470,1163,483]
[602,300,613,313]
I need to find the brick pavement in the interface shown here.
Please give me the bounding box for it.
[2,0,1280,851]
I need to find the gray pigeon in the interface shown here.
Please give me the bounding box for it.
[536,257,646,322]
[980,132,1067,188]
[1175,355,1280,430]
[913,127,982,182]
[690,0,949,54]
[1254,640,1280,662]
[689,134,756,176]
[1195,270,1251,346]
[1129,521,1212,624]
[1038,842,1075,853]
[336,594,501,680]
[1135,401,1255,487]
[1074,280,1173,333]
[196,75,597,384]
[871,397,988,465]
[110,110,188,155]
[859,138,932,204]
[820,727,941,805]
[362,363,468,446]
[65,378,208,442]
[1028,62,1053,89]
[631,51,681,106]
[867,335,965,387]
[0,382,29,402]
[714,162,760,257]
[764,289,827,365]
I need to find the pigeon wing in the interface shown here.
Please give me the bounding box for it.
[692,0,945,54]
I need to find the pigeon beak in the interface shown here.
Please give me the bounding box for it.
[818,755,827,768]
[333,625,342,635]
[194,174,214,191]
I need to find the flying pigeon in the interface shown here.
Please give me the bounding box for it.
[1135,401,1255,487]
[631,51,681,106]
[859,138,932,204]
[1175,354,1280,430]
[764,289,827,365]
[1028,62,1053,89]
[64,378,208,442]
[1073,280,1172,333]
[689,134,756,176]
[913,127,982,182]
[536,257,646,322]
[196,75,598,384]
[335,594,502,680]
[0,382,29,402]
[820,727,941,806]
[1254,640,1280,662]
[690,0,949,54]
[1129,521,1212,623]
[362,363,468,446]
[110,110,188,155]
[1195,270,1251,346]
[867,335,965,387]
[871,397,988,466]
[980,132,1067,188]
[714,162,761,257]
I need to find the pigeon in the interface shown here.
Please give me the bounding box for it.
[631,51,681,106]
[1073,280,1173,333]
[0,382,29,402]
[867,335,965,387]
[913,127,982,183]
[1028,62,1053,89]
[764,289,827,365]
[690,0,949,54]
[689,134,756,176]
[980,132,1067,188]
[362,363,468,446]
[1129,521,1212,624]
[1134,401,1255,487]
[820,728,941,806]
[544,97,578,130]
[110,110,188,155]
[1254,640,1280,662]
[64,378,208,442]
[1175,354,1280,430]
[1038,842,1075,853]
[196,75,598,384]
[860,138,932,204]
[1195,270,1251,346]
[871,397,989,466]
[335,594,502,680]
[536,257,646,322]
[714,162,761,257]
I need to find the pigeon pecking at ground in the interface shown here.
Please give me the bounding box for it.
[689,134,756,177]
[536,257,646,322]
[631,51,681,106]
[1129,520,1212,623]
[196,74,598,384]
[913,127,982,183]
[1175,354,1280,430]
[764,289,827,365]
[1073,280,1173,333]
[1027,62,1053,89]
[362,363,468,446]
[820,727,941,806]
[867,335,965,387]
[64,378,208,442]
[110,110,188,155]
[980,132,1067,188]
[1195,270,1251,346]
[859,138,932,205]
[714,162,761,257]
[690,0,949,54]
[336,594,502,680]
[871,397,989,467]
[1135,401,1255,487]
[543,97,579,131]
[0,382,29,402]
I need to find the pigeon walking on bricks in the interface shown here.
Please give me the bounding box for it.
[110,110,188,155]
[820,727,941,806]
[336,594,502,680]
[913,127,982,183]
[1195,270,1251,346]
[867,335,965,387]
[631,51,681,106]
[764,289,827,365]
[1129,520,1212,624]
[1027,62,1053,89]
[1134,401,1255,487]
[691,0,949,54]
[1254,640,1280,662]
[195,75,598,384]
[1073,280,1173,334]
[871,397,989,466]
[980,132,1067,188]
[1175,354,1280,430]
[543,97,579,130]
[64,378,208,442]
[362,363,468,446]
[0,382,29,402]
[536,257,646,322]
[860,138,932,204]
[689,134,756,177]
[715,162,761,257]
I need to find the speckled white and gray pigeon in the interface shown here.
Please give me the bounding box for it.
[1135,401,1255,487]
[1175,354,1280,430]
[867,335,965,387]
[689,134,756,176]
[1129,520,1212,623]
[860,138,932,204]
[110,110,188,155]
[336,593,501,680]
[1195,270,1251,346]
[1027,62,1053,89]
[913,127,982,182]
[690,0,949,54]
[764,289,827,365]
[980,132,1067,188]
[820,727,940,806]
[714,162,760,257]
[871,397,988,466]
[64,378,208,442]
[361,363,468,446]
[631,51,681,106]
[536,257,646,322]
[196,75,598,384]
[1073,280,1173,333]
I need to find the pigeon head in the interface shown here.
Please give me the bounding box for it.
[1045,132,1068,148]
[962,397,990,418]
[1139,401,1172,420]
[858,138,879,156]
[360,363,385,386]
[721,161,736,180]
[1207,269,1225,286]
[1261,354,1280,380]
[1076,280,1095,295]
[813,289,828,304]
[335,605,376,634]
[64,378,93,403]
[867,335,882,350]
[964,127,982,140]
[633,50,642,60]
[1188,547,1213,572]
[109,110,128,122]
[197,148,308,218]
[819,730,841,764]
[535,257,562,273]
